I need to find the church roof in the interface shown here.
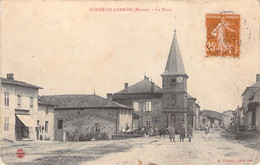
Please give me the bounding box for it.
[115,77,162,94]
[161,30,187,76]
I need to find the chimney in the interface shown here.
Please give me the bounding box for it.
[7,73,14,80]
[107,93,113,100]
[256,74,260,82]
[124,83,128,92]
[151,82,154,93]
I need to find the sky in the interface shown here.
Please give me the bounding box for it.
[1,0,260,112]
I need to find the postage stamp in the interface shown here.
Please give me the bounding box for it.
[206,14,240,57]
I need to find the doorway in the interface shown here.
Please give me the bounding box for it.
[55,120,63,141]
[169,114,176,126]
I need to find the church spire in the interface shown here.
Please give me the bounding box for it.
[161,30,187,77]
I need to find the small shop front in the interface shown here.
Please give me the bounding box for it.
[15,114,35,140]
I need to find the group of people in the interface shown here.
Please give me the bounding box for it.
[135,124,195,142]
[137,126,168,137]
[168,124,193,142]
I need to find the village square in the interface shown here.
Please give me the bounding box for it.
[0,29,260,165]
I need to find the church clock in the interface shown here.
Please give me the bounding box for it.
[176,76,183,83]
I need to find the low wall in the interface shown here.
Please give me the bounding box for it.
[112,134,141,140]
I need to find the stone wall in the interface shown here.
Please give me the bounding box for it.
[37,104,55,140]
[54,108,132,140]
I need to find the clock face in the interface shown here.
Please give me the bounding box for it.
[176,76,184,83]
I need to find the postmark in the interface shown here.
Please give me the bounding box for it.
[206,13,240,57]
[16,149,25,159]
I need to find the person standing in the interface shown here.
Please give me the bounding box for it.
[168,125,175,142]
[205,125,209,135]
[159,127,163,137]
[187,125,193,142]
[179,124,186,142]
[154,127,159,138]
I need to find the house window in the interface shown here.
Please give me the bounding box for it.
[4,117,9,131]
[17,95,21,107]
[145,101,152,111]
[45,121,48,133]
[4,92,9,107]
[94,123,101,133]
[46,106,49,114]
[37,120,40,127]
[30,97,34,107]
[58,120,63,129]
[145,116,152,126]
[133,102,139,111]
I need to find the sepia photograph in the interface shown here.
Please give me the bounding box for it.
[0,0,260,164]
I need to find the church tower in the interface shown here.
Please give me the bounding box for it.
[161,30,189,130]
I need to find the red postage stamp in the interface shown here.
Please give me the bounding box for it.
[206,14,240,57]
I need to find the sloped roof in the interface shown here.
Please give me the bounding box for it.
[1,77,42,89]
[249,90,260,102]
[250,82,260,88]
[115,78,162,94]
[38,94,133,110]
[223,110,235,113]
[161,30,187,76]
[187,93,196,100]
[201,110,223,120]
[222,110,234,117]
[242,82,260,96]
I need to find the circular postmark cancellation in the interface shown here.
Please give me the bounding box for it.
[206,13,240,58]
[16,149,25,159]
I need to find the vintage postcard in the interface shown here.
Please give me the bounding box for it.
[0,0,260,165]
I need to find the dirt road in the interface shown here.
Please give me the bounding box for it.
[1,129,259,165]
[87,129,260,165]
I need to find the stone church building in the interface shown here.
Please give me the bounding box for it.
[111,30,198,131]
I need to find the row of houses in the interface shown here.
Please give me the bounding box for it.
[199,74,260,133]
[1,30,204,141]
[198,110,234,130]
[0,73,133,141]
[233,74,260,132]
[0,72,203,142]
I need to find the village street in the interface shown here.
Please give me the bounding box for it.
[1,129,259,165]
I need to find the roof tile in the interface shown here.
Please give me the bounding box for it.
[1,77,42,89]
[39,94,133,110]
